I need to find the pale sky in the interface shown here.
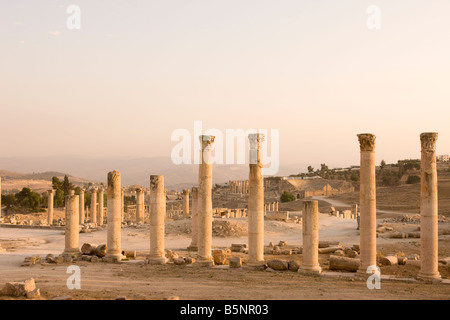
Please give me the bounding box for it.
[0,0,449,173]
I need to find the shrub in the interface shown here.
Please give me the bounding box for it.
[406,175,420,184]
[280,191,296,203]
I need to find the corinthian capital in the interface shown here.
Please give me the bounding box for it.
[420,132,438,153]
[357,133,376,152]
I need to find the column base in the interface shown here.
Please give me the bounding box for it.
[417,272,441,283]
[244,261,266,271]
[299,265,322,275]
[62,251,82,259]
[147,256,167,265]
[103,254,123,263]
[192,258,214,268]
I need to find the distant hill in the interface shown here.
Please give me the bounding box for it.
[0,156,302,190]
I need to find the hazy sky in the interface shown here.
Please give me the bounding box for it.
[1,0,449,173]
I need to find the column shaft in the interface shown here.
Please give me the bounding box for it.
[64,193,80,255]
[148,175,166,264]
[357,134,377,275]
[248,133,265,266]
[105,171,122,262]
[418,132,441,281]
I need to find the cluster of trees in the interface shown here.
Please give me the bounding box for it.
[1,175,92,214]
[1,188,45,213]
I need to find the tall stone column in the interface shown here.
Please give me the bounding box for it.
[299,200,321,274]
[97,188,104,226]
[90,187,98,224]
[188,187,199,250]
[247,133,265,268]
[148,175,167,264]
[104,171,122,263]
[418,132,441,281]
[79,188,85,224]
[64,191,80,256]
[136,187,145,224]
[356,134,377,276]
[121,187,125,222]
[182,189,190,218]
[195,135,215,267]
[47,189,54,225]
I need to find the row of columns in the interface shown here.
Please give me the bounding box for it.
[355,132,441,281]
[48,186,144,226]
[64,171,167,264]
[60,132,442,281]
[264,201,279,213]
[229,180,249,194]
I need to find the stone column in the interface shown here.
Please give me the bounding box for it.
[90,187,98,224]
[104,171,122,263]
[188,187,199,250]
[182,189,190,218]
[418,132,441,281]
[136,187,145,224]
[356,134,377,276]
[148,175,167,264]
[195,135,215,267]
[352,203,358,220]
[299,200,321,274]
[0,177,2,217]
[64,191,80,256]
[47,189,54,225]
[275,201,279,212]
[247,133,265,268]
[97,188,104,226]
[121,187,125,222]
[79,188,85,224]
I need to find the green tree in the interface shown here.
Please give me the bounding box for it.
[52,176,62,190]
[1,194,17,214]
[380,160,386,170]
[54,189,64,207]
[307,166,314,173]
[280,191,296,203]
[62,175,74,196]
[15,187,41,212]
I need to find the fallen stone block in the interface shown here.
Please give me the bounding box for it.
[212,250,228,265]
[228,257,242,268]
[378,255,398,266]
[329,255,360,272]
[288,260,300,272]
[318,246,343,254]
[26,288,40,299]
[266,259,288,271]
[318,241,341,248]
[2,278,36,297]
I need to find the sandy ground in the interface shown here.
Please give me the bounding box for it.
[1,206,449,300]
